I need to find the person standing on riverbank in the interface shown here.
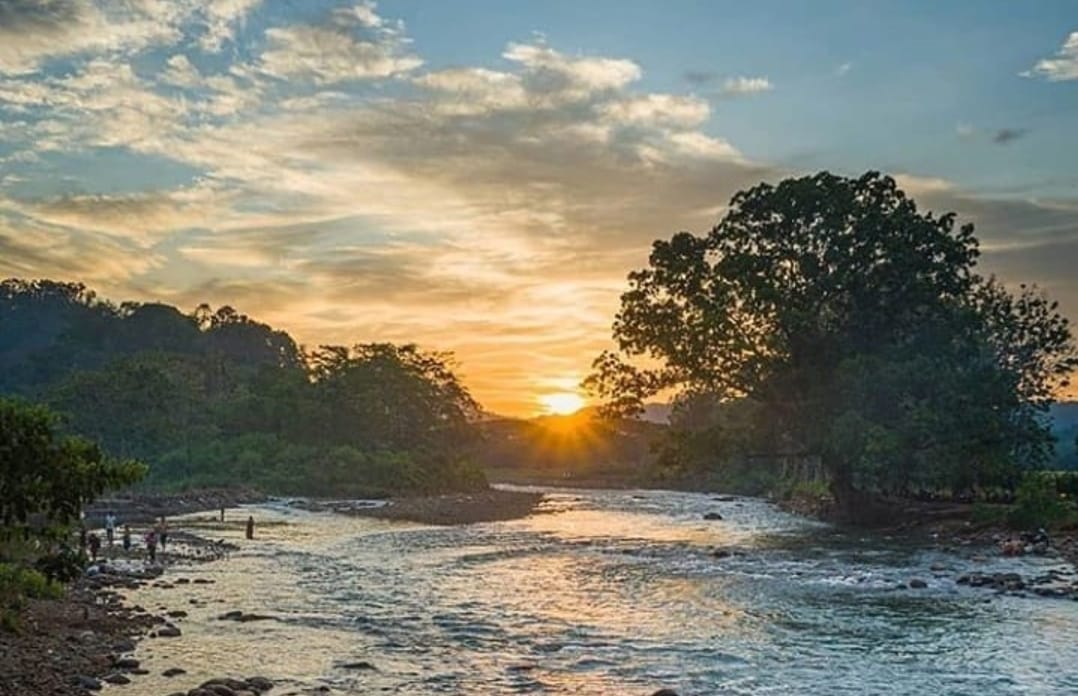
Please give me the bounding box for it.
[245,515,254,540]
[144,530,157,563]
[104,511,116,546]
[122,525,131,552]
[87,533,100,562]
[157,516,169,552]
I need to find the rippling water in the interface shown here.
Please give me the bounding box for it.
[122,488,1078,695]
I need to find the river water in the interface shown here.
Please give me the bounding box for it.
[121,488,1078,695]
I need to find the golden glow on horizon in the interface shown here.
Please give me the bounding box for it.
[538,392,587,415]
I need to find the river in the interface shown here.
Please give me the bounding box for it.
[121,488,1078,695]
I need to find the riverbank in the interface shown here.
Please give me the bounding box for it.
[301,488,546,525]
[84,487,267,527]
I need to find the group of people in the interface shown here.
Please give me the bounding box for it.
[77,509,257,564]
[79,512,171,563]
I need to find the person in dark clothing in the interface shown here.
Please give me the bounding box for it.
[245,515,254,540]
[145,530,158,563]
[122,525,132,552]
[88,533,101,562]
[157,516,169,551]
[78,524,88,551]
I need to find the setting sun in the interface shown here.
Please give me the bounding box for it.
[539,392,587,415]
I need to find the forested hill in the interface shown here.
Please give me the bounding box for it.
[0,278,486,496]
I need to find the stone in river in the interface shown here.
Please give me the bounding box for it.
[908,578,928,589]
[163,667,187,677]
[652,690,680,696]
[74,675,103,691]
[341,660,377,670]
[245,675,274,691]
[157,624,182,637]
[703,512,724,520]
[103,673,131,685]
[114,656,140,669]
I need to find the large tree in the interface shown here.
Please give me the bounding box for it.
[588,172,1078,517]
[0,398,145,528]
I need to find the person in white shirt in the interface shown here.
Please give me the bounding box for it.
[104,511,117,546]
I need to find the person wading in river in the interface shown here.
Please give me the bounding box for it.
[246,515,254,540]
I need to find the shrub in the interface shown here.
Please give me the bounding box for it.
[0,562,63,632]
[1009,473,1068,529]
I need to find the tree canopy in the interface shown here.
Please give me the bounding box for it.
[0,280,487,497]
[587,172,1078,515]
[0,398,145,527]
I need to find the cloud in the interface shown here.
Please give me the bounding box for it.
[1,183,235,244]
[1024,31,1078,81]
[199,0,262,51]
[257,3,422,83]
[953,124,1030,145]
[992,128,1028,145]
[836,62,852,77]
[683,70,717,86]
[0,0,189,75]
[719,76,773,95]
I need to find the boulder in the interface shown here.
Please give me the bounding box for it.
[157,624,183,637]
[114,656,140,669]
[103,673,131,685]
[246,676,274,692]
[908,578,928,589]
[74,675,103,691]
[652,690,679,696]
[341,661,376,670]
[703,512,723,521]
[163,667,187,677]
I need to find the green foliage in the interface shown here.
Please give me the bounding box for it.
[0,280,487,497]
[1009,473,1069,529]
[34,547,87,583]
[0,398,146,527]
[589,172,1078,518]
[0,562,63,632]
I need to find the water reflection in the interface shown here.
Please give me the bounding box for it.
[117,490,1078,695]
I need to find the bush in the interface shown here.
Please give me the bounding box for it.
[1009,473,1068,528]
[0,562,63,632]
[34,546,86,583]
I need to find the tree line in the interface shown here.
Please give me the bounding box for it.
[0,280,486,497]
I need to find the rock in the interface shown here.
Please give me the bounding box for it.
[115,656,140,669]
[218,610,244,620]
[652,690,680,696]
[341,660,377,670]
[168,609,189,618]
[193,578,215,584]
[712,495,737,502]
[929,563,947,572]
[112,639,137,652]
[246,676,274,692]
[712,548,732,559]
[157,624,183,637]
[203,685,237,696]
[236,613,273,622]
[703,512,724,521]
[103,673,131,685]
[163,667,187,677]
[908,578,928,589]
[129,667,150,675]
[74,675,103,691]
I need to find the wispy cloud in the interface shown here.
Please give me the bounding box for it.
[719,76,773,95]
[1024,30,1078,81]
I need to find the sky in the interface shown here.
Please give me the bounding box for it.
[0,1,1077,415]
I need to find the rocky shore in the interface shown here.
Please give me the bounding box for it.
[301,488,546,525]
[0,496,266,696]
[84,488,266,527]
